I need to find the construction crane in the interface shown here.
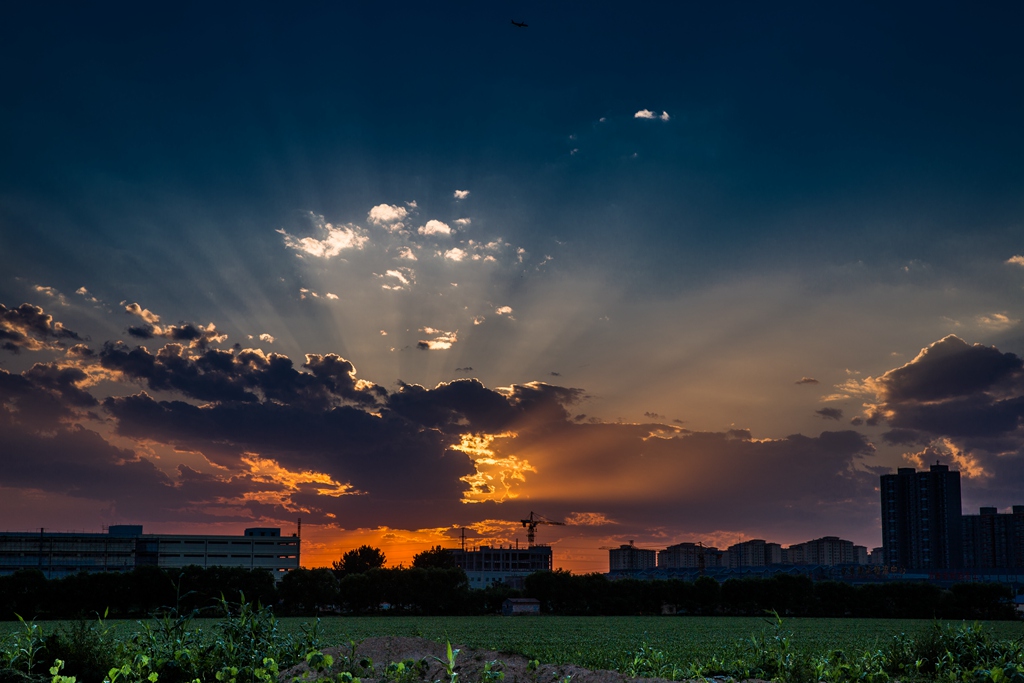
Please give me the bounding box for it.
[521,511,565,546]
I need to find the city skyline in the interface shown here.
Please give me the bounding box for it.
[2,3,1023,572]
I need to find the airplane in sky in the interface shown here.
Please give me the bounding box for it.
[511,19,528,28]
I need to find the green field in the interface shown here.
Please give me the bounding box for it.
[281,616,1024,670]
[7,616,1022,673]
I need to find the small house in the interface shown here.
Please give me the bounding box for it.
[501,597,540,616]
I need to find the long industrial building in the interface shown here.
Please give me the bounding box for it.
[0,525,300,580]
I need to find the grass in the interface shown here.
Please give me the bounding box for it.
[3,614,1023,682]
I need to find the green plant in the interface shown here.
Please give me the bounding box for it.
[4,615,48,675]
[431,641,459,683]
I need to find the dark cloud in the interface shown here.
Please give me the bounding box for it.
[867,336,1024,510]
[0,303,81,353]
[99,343,383,409]
[795,377,819,385]
[877,335,1023,403]
[882,428,926,446]
[815,407,843,420]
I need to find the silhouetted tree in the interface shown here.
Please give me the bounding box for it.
[333,545,387,576]
[412,545,457,569]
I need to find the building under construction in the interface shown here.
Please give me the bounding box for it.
[0,525,300,581]
[449,545,553,589]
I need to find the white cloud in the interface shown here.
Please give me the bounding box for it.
[418,327,458,350]
[1007,255,1024,267]
[368,204,410,231]
[325,293,339,300]
[444,248,467,262]
[418,219,452,236]
[259,333,275,344]
[454,190,470,200]
[495,305,513,316]
[977,312,1018,330]
[385,269,410,285]
[453,218,472,227]
[473,316,486,325]
[634,109,670,121]
[278,216,368,258]
[397,246,418,261]
[125,302,161,324]
[34,285,69,305]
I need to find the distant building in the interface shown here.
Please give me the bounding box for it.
[854,545,869,565]
[868,547,885,565]
[449,545,552,589]
[962,506,1024,569]
[786,536,859,566]
[658,542,723,569]
[0,526,300,580]
[880,464,963,570]
[501,598,540,616]
[609,542,657,571]
[727,539,783,568]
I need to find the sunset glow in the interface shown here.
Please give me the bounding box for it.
[1,3,1022,576]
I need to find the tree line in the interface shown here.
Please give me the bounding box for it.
[0,546,1017,620]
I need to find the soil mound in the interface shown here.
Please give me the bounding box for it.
[278,635,698,683]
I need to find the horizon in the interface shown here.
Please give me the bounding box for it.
[1,2,1023,576]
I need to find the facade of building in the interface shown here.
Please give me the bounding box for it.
[449,545,553,588]
[609,542,657,571]
[658,542,723,569]
[787,536,856,566]
[880,464,963,571]
[0,525,300,580]
[726,539,783,568]
[962,506,1024,569]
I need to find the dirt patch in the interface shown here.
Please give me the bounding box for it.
[278,636,753,683]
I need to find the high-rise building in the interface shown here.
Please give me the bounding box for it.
[608,542,657,571]
[962,506,1024,569]
[786,536,859,566]
[658,542,722,569]
[880,464,963,570]
[726,539,783,568]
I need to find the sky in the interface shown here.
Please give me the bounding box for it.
[1,2,1023,573]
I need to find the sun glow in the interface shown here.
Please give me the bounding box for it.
[452,432,536,503]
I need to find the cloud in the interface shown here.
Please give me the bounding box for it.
[860,335,1024,502]
[635,109,670,121]
[444,248,466,262]
[418,220,452,237]
[1,303,82,353]
[815,407,843,421]
[453,190,470,200]
[125,302,161,324]
[416,328,458,351]
[795,377,819,385]
[278,214,368,258]
[125,320,228,349]
[367,204,410,231]
[453,218,471,227]
[977,312,1018,330]
[1006,255,1024,267]
[564,512,615,526]
[495,305,513,316]
[259,334,275,344]
[34,286,69,306]
[76,287,101,304]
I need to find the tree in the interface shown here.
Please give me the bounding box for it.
[412,545,457,569]
[333,545,386,575]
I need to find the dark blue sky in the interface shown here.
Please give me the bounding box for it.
[1,2,1022,569]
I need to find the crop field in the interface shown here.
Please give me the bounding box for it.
[278,616,1024,670]
[6,615,1022,673]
